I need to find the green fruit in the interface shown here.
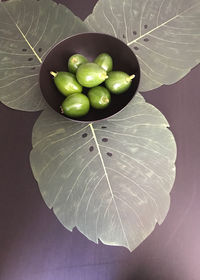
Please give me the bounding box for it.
[105,71,135,94]
[50,71,82,96]
[88,86,111,109]
[76,63,108,88]
[94,53,113,72]
[61,93,90,118]
[68,54,88,74]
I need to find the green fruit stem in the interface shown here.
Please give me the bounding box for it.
[103,74,109,79]
[127,74,135,81]
[72,57,78,63]
[50,71,58,77]
[60,106,64,114]
[102,97,109,103]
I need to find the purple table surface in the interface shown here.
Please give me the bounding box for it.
[0,1,200,279]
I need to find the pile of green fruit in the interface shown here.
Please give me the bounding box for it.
[50,53,135,118]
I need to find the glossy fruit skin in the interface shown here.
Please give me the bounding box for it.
[76,63,108,88]
[61,93,90,118]
[88,86,111,109]
[105,71,132,94]
[68,54,88,74]
[94,53,113,72]
[53,72,82,96]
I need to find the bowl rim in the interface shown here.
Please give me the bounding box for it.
[39,32,141,123]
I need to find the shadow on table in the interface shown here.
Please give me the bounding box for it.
[114,253,183,280]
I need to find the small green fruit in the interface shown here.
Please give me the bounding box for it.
[105,71,135,94]
[68,54,88,74]
[61,93,90,118]
[50,71,82,96]
[94,53,113,72]
[88,86,111,109]
[76,63,108,88]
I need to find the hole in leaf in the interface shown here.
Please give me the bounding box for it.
[38,48,42,52]
[133,31,137,35]
[22,48,27,52]
[123,34,126,39]
[28,57,33,61]
[102,138,108,142]
[134,46,139,50]
[144,24,148,29]
[82,133,87,138]
[107,152,112,157]
[101,126,107,129]
[31,67,36,70]
[89,146,94,152]
[144,38,149,42]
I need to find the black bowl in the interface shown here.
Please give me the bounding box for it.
[39,32,140,122]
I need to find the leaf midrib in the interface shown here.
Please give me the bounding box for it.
[3,3,42,64]
[127,2,200,46]
[89,123,130,249]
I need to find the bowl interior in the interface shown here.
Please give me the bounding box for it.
[40,33,140,122]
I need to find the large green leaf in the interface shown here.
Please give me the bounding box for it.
[85,0,200,91]
[0,0,178,251]
[0,0,89,111]
[30,93,176,251]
